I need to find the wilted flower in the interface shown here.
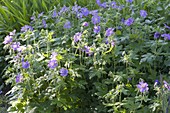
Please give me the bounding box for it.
[137,81,149,93]
[30,16,35,20]
[11,42,20,51]
[140,10,147,18]
[104,38,109,44]
[21,25,33,32]
[82,22,89,27]
[81,8,89,16]
[161,34,170,40]
[126,0,133,3]
[124,18,134,26]
[93,26,101,34]
[154,32,161,39]
[48,59,58,69]
[105,28,114,37]
[163,81,170,91]
[52,10,57,18]
[60,68,68,76]
[22,61,30,69]
[42,19,47,28]
[92,15,101,24]
[16,74,22,83]
[3,35,12,44]
[64,21,71,29]
[73,32,82,42]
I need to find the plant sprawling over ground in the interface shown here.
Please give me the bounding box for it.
[2,0,170,113]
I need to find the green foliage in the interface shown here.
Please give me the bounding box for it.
[2,0,170,113]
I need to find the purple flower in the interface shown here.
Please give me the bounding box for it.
[84,46,93,56]
[100,2,107,8]
[154,32,161,39]
[30,16,35,20]
[105,28,114,37]
[42,19,47,28]
[21,25,33,32]
[111,1,118,9]
[96,0,101,5]
[90,10,98,16]
[58,6,69,15]
[140,10,147,18]
[72,4,81,13]
[60,68,68,76]
[48,59,58,69]
[111,41,115,46]
[38,12,44,18]
[64,21,71,29]
[52,10,57,18]
[163,81,170,91]
[50,52,58,60]
[137,81,149,93]
[74,32,82,42]
[77,12,83,19]
[154,80,160,87]
[124,18,134,26]
[93,26,101,34]
[92,15,101,24]
[81,8,89,16]
[9,29,16,36]
[22,61,30,69]
[164,24,170,30]
[82,22,89,27]
[161,34,170,40]
[16,74,22,83]
[126,0,133,3]
[11,42,20,50]
[3,35,12,44]
[104,38,109,44]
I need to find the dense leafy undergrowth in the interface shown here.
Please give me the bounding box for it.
[2,0,170,113]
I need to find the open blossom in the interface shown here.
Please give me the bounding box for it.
[111,1,118,9]
[105,28,114,37]
[94,26,101,34]
[137,81,149,93]
[82,22,89,27]
[84,46,93,56]
[154,32,161,39]
[100,2,107,8]
[21,25,33,32]
[96,0,101,6]
[22,61,30,69]
[140,10,147,18]
[72,4,81,13]
[52,10,57,18]
[16,74,22,83]
[124,18,134,26]
[48,59,58,69]
[161,34,170,40]
[90,10,98,16]
[60,68,68,76]
[9,29,16,36]
[92,15,101,24]
[81,8,89,16]
[3,35,12,44]
[64,21,71,29]
[73,32,82,42]
[17,46,26,52]
[11,42,20,50]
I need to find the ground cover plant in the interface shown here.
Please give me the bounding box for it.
[2,0,170,113]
